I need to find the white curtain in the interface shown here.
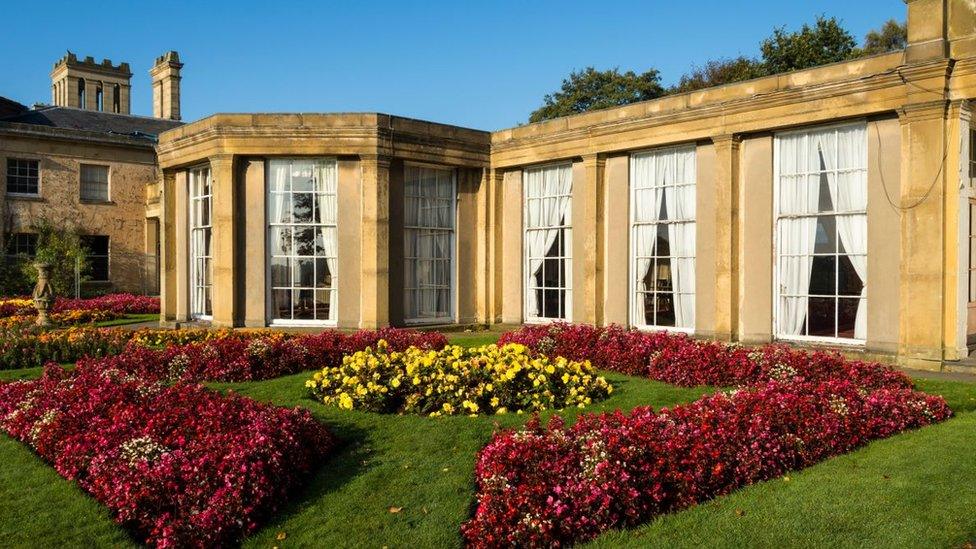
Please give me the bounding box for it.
[405,166,454,320]
[820,126,868,339]
[777,133,820,336]
[525,164,572,318]
[315,160,339,322]
[631,147,695,329]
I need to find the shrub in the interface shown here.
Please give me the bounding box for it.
[306,341,612,416]
[500,323,912,390]
[462,380,951,547]
[0,362,333,547]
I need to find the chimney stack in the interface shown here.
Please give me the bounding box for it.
[150,51,183,121]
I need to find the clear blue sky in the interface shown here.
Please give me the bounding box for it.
[0,0,905,130]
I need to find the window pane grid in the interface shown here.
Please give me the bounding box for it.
[524,164,573,322]
[189,166,213,318]
[404,165,455,322]
[630,145,696,330]
[775,124,867,341]
[6,159,39,195]
[80,164,109,202]
[269,159,338,323]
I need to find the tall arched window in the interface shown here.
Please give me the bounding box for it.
[77,78,86,108]
[113,84,121,113]
[95,83,103,111]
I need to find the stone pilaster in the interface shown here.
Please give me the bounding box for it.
[360,154,391,329]
[209,154,237,327]
[241,158,266,327]
[710,134,741,341]
[171,169,189,323]
[898,99,950,367]
[573,154,604,325]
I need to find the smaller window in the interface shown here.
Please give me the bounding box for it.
[5,233,37,257]
[6,158,39,195]
[969,129,976,179]
[80,235,109,281]
[95,84,103,111]
[113,84,121,113]
[80,164,109,202]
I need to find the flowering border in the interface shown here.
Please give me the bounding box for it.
[463,324,952,547]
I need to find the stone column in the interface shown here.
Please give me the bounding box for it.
[898,95,950,367]
[360,154,391,329]
[573,154,604,325]
[241,158,266,327]
[209,154,237,327]
[710,134,741,341]
[602,155,629,326]
[500,169,523,324]
[487,168,504,324]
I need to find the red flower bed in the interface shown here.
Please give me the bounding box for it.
[499,324,911,390]
[462,380,951,547]
[0,363,333,547]
[51,293,160,315]
[87,327,449,383]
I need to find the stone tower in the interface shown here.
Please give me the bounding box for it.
[150,51,183,121]
[50,52,132,114]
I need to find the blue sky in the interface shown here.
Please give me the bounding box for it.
[0,0,904,130]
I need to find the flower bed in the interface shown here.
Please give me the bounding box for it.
[306,341,612,416]
[499,324,911,390]
[0,309,123,330]
[0,362,332,547]
[0,294,159,319]
[81,328,449,383]
[462,379,951,547]
[0,327,133,369]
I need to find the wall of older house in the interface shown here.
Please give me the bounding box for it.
[0,135,156,294]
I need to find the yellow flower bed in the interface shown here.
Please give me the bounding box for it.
[305,340,613,416]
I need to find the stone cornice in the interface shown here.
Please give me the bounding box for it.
[0,121,157,151]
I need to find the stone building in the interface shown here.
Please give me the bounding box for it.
[155,0,976,371]
[0,52,183,294]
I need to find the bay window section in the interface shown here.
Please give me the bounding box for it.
[188,166,212,319]
[775,123,867,342]
[403,164,455,324]
[268,158,338,325]
[630,145,696,331]
[524,163,573,322]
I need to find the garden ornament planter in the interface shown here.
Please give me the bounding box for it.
[32,262,55,327]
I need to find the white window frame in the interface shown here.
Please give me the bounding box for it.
[188,165,213,321]
[79,163,111,202]
[266,157,339,327]
[402,162,457,326]
[523,162,573,324]
[772,121,868,346]
[628,144,696,334]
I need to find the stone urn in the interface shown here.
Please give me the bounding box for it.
[32,262,55,327]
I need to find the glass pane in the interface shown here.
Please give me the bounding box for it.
[837,298,860,339]
[315,258,331,288]
[295,227,316,256]
[808,256,837,296]
[813,216,836,253]
[807,297,836,337]
[294,258,314,288]
[655,291,676,327]
[838,255,864,296]
[293,289,314,320]
[293,193,313,223]
[315,289,332,320]
[270,257,290,287]
[272,289,291,319]
[270,228,292,256]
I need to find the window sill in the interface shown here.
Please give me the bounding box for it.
[80,199,115,205]
[6,194,43,202]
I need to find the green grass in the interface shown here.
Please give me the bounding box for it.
[0,332,973,548]
[93,313,159,327]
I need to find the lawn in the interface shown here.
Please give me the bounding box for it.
[0,331,973,548]
[93,313,159,327]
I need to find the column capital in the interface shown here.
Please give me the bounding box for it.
[581,153,607,168]
[897,100,949,124]
[711,134,742,148]
[207,153,235,167]
[360,153,392,168]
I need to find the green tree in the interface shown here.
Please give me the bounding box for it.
[19,218,89,297]
[528,67,664,123]
[760,16,857,74]
[671,56,768,94]
[859,19,907,56]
